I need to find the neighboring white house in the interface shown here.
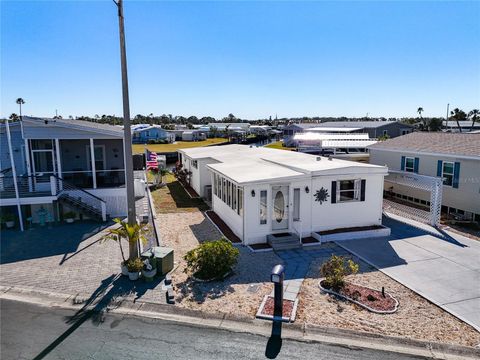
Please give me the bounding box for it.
[294,132,377,156]
[178,145,388,246]
[369,132,480,222]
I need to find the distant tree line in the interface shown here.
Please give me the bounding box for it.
[4,107,478,132]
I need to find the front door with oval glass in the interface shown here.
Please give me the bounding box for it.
[272,185,289,230]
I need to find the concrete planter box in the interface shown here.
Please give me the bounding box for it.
[128,272,140,281]
[65,218,75,224]
[313,225,390,243]
[5,221,15,228]
[121,263,129,276]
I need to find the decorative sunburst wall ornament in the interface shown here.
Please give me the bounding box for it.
[314,187,329,204]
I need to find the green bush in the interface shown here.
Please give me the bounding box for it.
[126,257,143,272]
[184,238,239,280]
[320,255,359,290]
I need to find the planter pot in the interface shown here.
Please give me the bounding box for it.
[128,271,140,281]
[142,268,157,280]
[65,218,74,224]
[121,263,129,276]
[5,221,15,228]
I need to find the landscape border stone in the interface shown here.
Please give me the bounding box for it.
[319,280,399,314]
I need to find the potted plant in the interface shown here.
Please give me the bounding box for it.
[142,257,157,280]
[64,211,76,224]
[1,213,16,229]
[102,218,149,276]
[126,257,143,281]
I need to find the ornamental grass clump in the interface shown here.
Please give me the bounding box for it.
[320,255,359,291]
[184,238,239,280]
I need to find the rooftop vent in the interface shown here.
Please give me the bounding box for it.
[328,156,333,161]
[316,157,321,161]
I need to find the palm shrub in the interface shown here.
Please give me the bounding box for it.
[184,238,239,280]
[320,255,359,290]
[103,218,148,260]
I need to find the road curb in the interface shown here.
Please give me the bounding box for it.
[1,285,479,359]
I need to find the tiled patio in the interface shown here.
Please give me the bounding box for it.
[0,221,168,306]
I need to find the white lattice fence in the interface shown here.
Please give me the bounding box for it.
[384,171,443,226]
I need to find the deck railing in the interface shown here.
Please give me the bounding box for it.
[53,175,107,221]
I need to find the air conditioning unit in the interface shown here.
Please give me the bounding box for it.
[204,185,212,202]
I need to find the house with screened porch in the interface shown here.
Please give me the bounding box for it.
[1,116,130,230]
[178,145,389,248]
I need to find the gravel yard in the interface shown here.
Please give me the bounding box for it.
[297,256,480,347]
[156,211,283,318]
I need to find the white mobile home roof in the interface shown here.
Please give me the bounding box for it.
[179,144,387,184]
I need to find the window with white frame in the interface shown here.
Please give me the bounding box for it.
[442,161,454,186]
[293,188,300,221]
[337,179,361,202]
[260,190,267,224]
[404,157,415,173]
[383,130,388,136]
[191,160,198,169]
[238,188,243,216]
[227,181,231,206]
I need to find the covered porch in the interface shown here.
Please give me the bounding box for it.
[25,138,126,190]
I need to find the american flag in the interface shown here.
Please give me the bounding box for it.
[145,149,158,170]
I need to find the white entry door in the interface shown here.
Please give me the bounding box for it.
[272,185,289,230]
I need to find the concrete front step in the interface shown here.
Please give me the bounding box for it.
[267,233,302,250]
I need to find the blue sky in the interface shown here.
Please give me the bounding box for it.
[1,0,479,119]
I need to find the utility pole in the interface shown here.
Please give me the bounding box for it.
[113,0,137,241]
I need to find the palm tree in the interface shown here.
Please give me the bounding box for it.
[417,107,426,131]
[104,218,148,260]
[468,109,479,132]
[450,108,467,133]
[16,98,25,119]
[9,113,19,121]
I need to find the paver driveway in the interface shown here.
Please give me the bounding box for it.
[338,217,480,331]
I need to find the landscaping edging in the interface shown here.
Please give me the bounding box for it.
[204,210,242,246]
[319,281,399,314]
[247,245,273,253]
[191,271,232,283]
[255,295,299,323]
[313,225,391,242]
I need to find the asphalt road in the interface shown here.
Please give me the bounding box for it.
[0,299,425,360]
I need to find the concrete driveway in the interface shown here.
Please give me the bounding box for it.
[338,217,480,331]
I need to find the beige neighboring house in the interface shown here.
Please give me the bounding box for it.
[369,132,480,222]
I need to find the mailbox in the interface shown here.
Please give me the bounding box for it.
[271,264,285,319]
[271,265,285,284]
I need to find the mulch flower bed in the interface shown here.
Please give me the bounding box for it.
[250,243,272,250]
[321,280,398,313]
[260,297,295,318]
[302,236,320,244]
[318,225,384,236]
[184,184,200,198]
[205,210,242,243]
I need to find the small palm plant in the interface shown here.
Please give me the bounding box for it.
[103,218,148,264]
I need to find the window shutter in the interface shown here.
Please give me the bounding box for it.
[453,162,461,189]
[414,158,419,173]
[401,156,406,171]
[360,179,366,201]
[437,160,443,177]
[331,181,337,204]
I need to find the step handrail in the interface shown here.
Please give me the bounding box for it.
[52,175,106,203]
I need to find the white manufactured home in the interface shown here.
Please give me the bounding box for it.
[178,145,389,246]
